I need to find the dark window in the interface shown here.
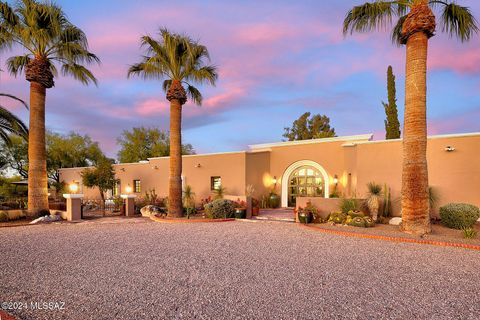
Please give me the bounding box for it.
[133,180,141,193]
[211,176,221,190]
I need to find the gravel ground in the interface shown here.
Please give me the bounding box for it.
[1,218,479,320]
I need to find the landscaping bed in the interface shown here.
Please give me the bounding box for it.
[305,221,480,247]
[150,214,235,223]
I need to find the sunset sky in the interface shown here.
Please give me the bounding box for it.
[1,0,479,158]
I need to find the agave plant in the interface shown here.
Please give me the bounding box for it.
[365,182,382,221]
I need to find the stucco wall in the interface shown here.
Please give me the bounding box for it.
[245,151,271,199]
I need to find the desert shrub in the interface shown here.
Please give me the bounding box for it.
[439,203,480,229]
[340,198,357,214]
[328,212,347,224]
[463,227,477,239]
[204,199,236,219]
[348,210,364,218]
[184,207,196,219]
[0,211,8,222]
[348,216,366,227]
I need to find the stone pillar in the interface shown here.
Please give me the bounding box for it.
[121,195,137,217]
[62,194,84,221]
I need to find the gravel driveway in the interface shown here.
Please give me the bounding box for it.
[1,219,479,319]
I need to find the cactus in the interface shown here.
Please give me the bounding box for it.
[382,184,392,218]
[348,216,366,227]
[348,210,365,218]
[328,212,347,224]
[364,217,376,227]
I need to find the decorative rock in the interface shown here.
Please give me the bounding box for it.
[389,217,402,226]
[140,205,166,217]
[30,214,62,224]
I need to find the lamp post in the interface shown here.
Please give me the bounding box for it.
[121,185,136,217]
[63,182,83,221]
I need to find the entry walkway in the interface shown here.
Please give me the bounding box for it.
[252,208,295,222]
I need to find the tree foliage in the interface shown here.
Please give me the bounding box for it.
[127,28,218,105]
[0,0,100,86]
[116,127,195,163]
[382,66,401,139]
[283,112,336,141]
[0,93,28,145]
[0,131,105,182]
[80,158,116,203]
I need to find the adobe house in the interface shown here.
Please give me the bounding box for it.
[59,132,480,216]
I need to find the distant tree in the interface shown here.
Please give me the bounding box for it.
[117,127,195,163]
[81,159,116,212]
[283,112,336,141]
[1,132,105,184]
[0,135,29,178]
[47,132,105,184]
[382,66,401,139]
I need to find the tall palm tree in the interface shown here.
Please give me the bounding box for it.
[0,0,99,216]
[0,93,29,144]
[128,28,218,217]
[344,0,478,235]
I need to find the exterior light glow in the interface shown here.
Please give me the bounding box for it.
[333,175,339,185]
[272,176,277,185]
[125,185,133,194]
[69,183,79,194]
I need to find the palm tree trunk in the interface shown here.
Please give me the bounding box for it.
[27,82,49,216]
[168,99,183,217]
[401,31,431,235]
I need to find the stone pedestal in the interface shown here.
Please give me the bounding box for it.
[63,194,84,221]
[121,195,137,217]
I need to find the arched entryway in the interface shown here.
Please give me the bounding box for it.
[281,160,329,208]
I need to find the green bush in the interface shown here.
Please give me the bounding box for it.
[328,212,347,224]
[204,199,236,219]
[0,211,8,222]
[439,203,480,229]
[463,227,477,239]
[340,198,357,214]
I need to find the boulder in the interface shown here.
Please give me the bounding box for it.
[140,205,165,217]
[389,217,402,226]
[29,214,62,224]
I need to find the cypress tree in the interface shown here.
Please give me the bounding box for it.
[383,66,401,139]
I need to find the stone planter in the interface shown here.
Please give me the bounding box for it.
[234,208,247,219]
[298,211,313,224]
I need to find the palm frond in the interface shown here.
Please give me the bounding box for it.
[0,104,29,144]
[391,15,407,45]
[162,79,172,92]
[61,63,97,85]
[343,1,401,35]
[186,84,203,106]
[439,2,479,42]
[6,55,31,76]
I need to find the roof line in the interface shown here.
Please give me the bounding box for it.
[248,134,373,149]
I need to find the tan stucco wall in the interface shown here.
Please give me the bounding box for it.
[59,133,480,215]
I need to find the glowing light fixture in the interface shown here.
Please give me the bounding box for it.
[69,183,79,194]
[272,176,277,185]
[125,185,133,194]
[333,175,339,185]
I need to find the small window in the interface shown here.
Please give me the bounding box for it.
[211,176,221,190]
[133,180,141,193]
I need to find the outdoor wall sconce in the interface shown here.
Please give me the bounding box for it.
[153,166,159,170]
[120,168,125,172]
[445,146,455,152]
[69,182,79,194]
[272,176,277,185]
[195,163,201,168]
[333,174,339,185]
[125,185,132,194]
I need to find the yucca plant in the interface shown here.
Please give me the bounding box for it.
[365,182,382,221]
[182,184,195,218]
[213,186,226,200]
[344,0,478,235]
[1,0,99,216]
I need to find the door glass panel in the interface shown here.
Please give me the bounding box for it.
[287,165,325,207]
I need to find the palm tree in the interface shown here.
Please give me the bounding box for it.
[0,0,99,216]
[128,28,218,217]
[344,0,478,235]
[0,93,29,144]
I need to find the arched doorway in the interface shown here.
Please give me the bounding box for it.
[281,160,329,208]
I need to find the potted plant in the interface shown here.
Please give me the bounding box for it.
[298,207,313,224]
[268,191,280,208]
[234,199,247,219]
